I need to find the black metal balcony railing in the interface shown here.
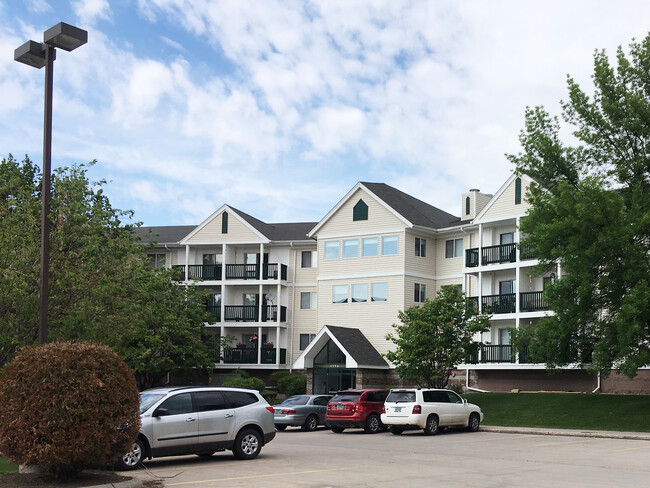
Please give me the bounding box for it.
[465,243,517,267]
[466,345,515,364]
[465,248,480,268]
[465,296,479,312]
[482,293,515,314]
[220,305,287,322]
[519,242,537,260]
[206,305,221,321]
[223,348,287,364]
[173,263,288,281]
[520,291,549,312]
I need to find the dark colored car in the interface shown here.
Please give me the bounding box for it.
[325,389,389,434]
[273,394,332,431]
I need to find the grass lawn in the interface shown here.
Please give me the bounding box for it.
[0,457,18,474]
[463,392,650,432]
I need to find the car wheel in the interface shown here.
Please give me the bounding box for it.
[364,414,381,434]
[423,415,439,435]
[197,452,215,458]
[330,425,345,433]
[390,426,404,435]
[275,424,288,431]
[467,413,480,432]
[233,428,262,460]
[116,438,145,471]
[302,414,319,432]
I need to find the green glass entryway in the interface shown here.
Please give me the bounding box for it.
[312,339,356,394]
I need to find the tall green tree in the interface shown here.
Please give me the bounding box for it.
[0,155,216,388]
[508,34,650,377]
[385,286,490,388]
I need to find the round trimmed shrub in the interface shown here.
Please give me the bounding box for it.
[0,341,140,478]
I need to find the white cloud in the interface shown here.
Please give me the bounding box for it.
[26,0,52,14]
[73,0,111,26]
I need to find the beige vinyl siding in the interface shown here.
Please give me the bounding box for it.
[187,211,261,243]
[292,247,319,284]
[404,231,436,278]
[318,232,405,278]
[482,178,531,221]
[316,275,404,356]
[289,285,320,363]
[435,279,464,294]
[435,234,465,277]
[404,275,436,309]
[316,188,406,237]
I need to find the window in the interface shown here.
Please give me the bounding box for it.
[362,237,378,257]
[343,239,358,258]
[324,241,339,260]
[465,196,470,215]
[147,253,165,268]
[351,284,368,303]
[157,393,193,415]
[194,391,228,411]
[515,177,522,204]
[332,285,348,303]
[221,211,228,233]
[381,235,398,255]
[300,291,316,310]
[299,333,316,350]
[414,283,426,302]
[371,282,388,302]
[353,199,368,221]
[445,238,463,258]
[301,250,316,268]
[415,238,426,257]
[222,391,258,407]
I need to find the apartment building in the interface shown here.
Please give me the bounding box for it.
[136,174,649,394]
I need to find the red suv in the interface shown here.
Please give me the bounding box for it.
[325,389,389,434]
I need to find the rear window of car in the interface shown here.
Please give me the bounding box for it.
[386,391,416,403]
[422,391,449,403]
[281,396,310,406]
[330,392,362,402]
[223,391,259,408]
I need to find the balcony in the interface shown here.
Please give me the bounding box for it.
[223,347,287,364]
[220,305,287,322]
[466,345,515,364]
[174,263,287,281]
[520,291,549,312]
[482,293,515,314]
[465,243,516,267]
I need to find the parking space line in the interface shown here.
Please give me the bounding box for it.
[533,439,593,447]
[165,467,356,486]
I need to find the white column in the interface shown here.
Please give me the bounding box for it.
[184,245,190,281]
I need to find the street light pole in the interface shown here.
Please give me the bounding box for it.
[14,23,87,344]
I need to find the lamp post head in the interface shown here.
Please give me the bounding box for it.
[44,22,87,51]
[14,40,47,69]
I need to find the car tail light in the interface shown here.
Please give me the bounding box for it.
[382,405,385,413]
[281,409,297,414]
[354,403,363,412]
[413,405,422,414]
[266,406,274,413]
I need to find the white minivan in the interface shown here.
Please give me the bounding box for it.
[381,388,483,435]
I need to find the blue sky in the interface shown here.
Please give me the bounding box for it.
[1,1,649,226]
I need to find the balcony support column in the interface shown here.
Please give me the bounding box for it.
[220,324,225,364]
[184,245,189,282]
[276,283,281,366]
[515,217,521,314]
[257,325,263,364]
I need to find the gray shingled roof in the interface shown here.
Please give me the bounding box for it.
[361,182,461,229]
[229,206,316,241]
[326,325,389,368]
[134,225,196,245]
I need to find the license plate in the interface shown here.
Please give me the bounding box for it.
[274,409,281,414]
[394,407,402,412]
[337,405,344,409]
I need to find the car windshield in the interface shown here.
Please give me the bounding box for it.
[387,391,416,403]
[281,396,310,406]
[140,393,166,414]
[330,392,362,402]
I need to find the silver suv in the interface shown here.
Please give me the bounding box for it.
[117,386,276,470]
[381,388,483,435]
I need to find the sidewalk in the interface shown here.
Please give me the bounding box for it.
[482,425,650,441]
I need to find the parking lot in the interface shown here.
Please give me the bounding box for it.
[131,427,650,487]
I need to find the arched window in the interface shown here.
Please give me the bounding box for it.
[353,199,368,221]
[222,211,228,233]
[465,196,470,215]
[515,177,522,205]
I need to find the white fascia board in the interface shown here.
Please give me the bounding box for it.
[292,326,359,369]
[308,183,413,238]
[180,204,270,245]
[474,173,535,222]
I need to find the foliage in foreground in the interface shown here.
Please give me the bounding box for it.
[508,34,650,377]
[0,155,216,389]
[0,342,140,478]
[271,370,307,397]
[385,286,490,388]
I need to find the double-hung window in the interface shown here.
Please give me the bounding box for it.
[414,283,426,302]
[301,250,316,268]
[147,253,166,268]
[415,238,426,257]
[300,292,316,310]
[445,238,463,258]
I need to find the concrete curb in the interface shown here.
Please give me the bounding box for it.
[482,425,650,441]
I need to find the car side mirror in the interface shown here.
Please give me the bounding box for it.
[153,407,169,417]
[463,398,468,404]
